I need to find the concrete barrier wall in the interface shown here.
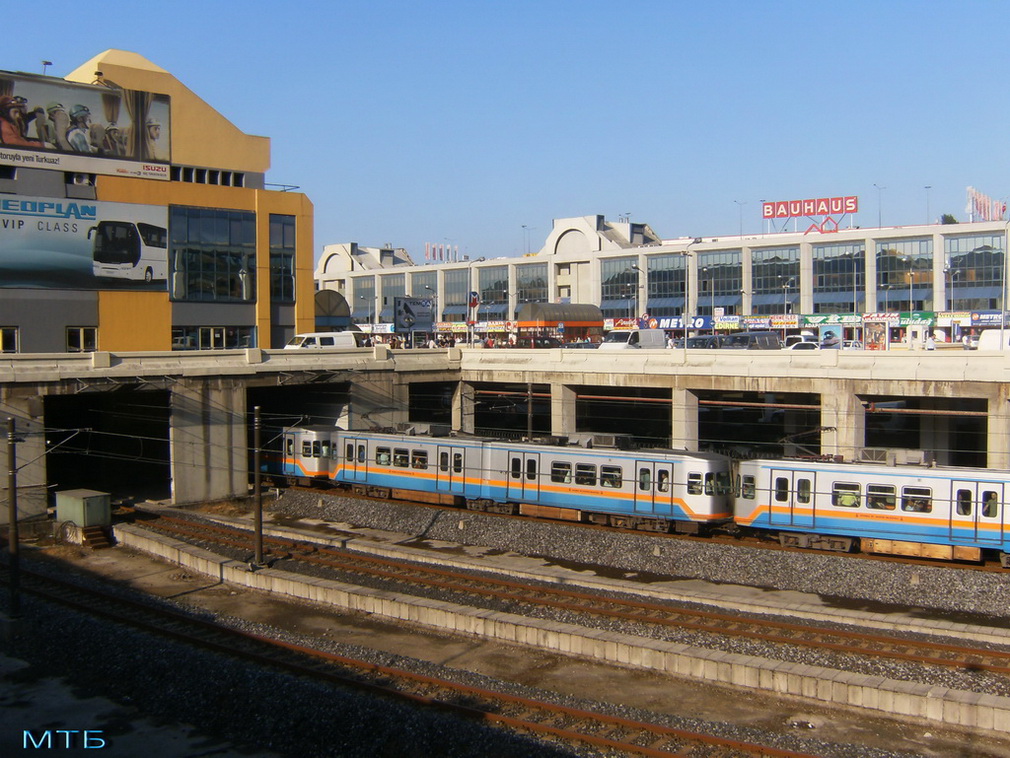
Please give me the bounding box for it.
[115,524,1010,733]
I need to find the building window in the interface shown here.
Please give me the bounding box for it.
[66,327,97,353]
[269,215,296,303]
[171,326,256,350]
[169,207,256,302]
[0,327,18,353]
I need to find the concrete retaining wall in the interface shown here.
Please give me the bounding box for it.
[115,523,1010,734]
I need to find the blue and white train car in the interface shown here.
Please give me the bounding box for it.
[328,430,733,533]
[735,458,1009,565]
[279,426,338,484]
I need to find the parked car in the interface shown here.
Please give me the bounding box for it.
[513,336,563,349]
[720,331,782,350]
[842,340,863,350]
[563,341,599,349]
[686,335,723,349]
[785,341,820,350]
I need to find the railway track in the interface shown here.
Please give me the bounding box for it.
[2,561,820,758]
[143,511,1010,680]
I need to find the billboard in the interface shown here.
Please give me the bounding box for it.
[393,297,435,332]
[0,72,170,180]
[0,196,168,289]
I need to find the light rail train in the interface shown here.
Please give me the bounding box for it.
[266,426,1010,567]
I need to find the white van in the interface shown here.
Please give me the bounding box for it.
[598,328,667,350]
[976,329,1010,350]
[284,332,363,349]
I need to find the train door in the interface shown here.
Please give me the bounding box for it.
[506,451,540,501]
[768,467,815,528]
[343,436,369,482]
[436,445,466,495]
[634,461,672,514]
[950,480,1003,545]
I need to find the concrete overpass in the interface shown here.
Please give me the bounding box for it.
[1,345,1006,523]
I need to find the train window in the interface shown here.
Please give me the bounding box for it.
[955,489,972,516]
[832,483,860,508]
[575,464,596,486]
[346,443,353,461]
[303,440,313,458]
[411,450,428,469]
[741,475,756,500]
[639,468,651,491]
[439,452,449,472]
[312,440,322,458]
[657,469,670,493]
[704,473,715,495]
[601,466,622,488]
[774,477,789,502]
[453,453,463,473]
[551,462,572,484]
[320,440,331,458]
[357,445,366,463]
[983,491,1000,518]
[511,457,521,479]
[716,471,732,496]
[392,449,408,467]
[376,447,391,465]
[526,458,537,481]
[867,484,896,510]
[796,478,811,504]
[285,437,294,456]
[687,473,702,495]
[900,486,931,513]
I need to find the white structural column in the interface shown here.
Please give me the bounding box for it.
[551,383,576,437]
[819,388,865,461]
[169,378,247,505]
[453,381,476,435]
[670,387,699,451]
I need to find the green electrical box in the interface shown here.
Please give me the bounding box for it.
[55,489,111,528]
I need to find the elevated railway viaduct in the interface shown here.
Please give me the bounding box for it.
[0,346,1006,523]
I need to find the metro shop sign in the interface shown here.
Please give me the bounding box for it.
[763,196,858,219]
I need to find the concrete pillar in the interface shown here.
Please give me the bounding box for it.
[820,388,865,461]
[670,387,699,451]
[551,383,576,437]
[987,385,1010,470]
[0,392,47,525]
[453,382,476,434]
[170,379,247,505]
[920,398,951,466]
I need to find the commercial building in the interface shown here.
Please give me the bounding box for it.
[316,213,1010,346]
[0,49,314,353]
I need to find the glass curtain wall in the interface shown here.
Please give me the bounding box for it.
[943,233,1004,311]
[515,263,548,317]
[645,254,686,317]
[600,257,640,318]
[751,246,798,315]
[697,250,742,316]
[876,238,932,311]
[813,241,863,313]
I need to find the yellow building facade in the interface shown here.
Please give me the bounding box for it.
[0,49,314,352]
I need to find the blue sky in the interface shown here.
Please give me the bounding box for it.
[6,0,1008,260]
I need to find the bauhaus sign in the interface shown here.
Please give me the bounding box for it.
[762,196,858,219]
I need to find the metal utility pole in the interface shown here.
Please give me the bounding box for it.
[7,417,20,618]
[253,406,263,566]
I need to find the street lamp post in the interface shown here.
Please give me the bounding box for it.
[630,264,644,324]
[873,183,885,227]
[781,278,794,339]
[681,239,701,356]
[1002,220,1009,350]
[467,256,486,346]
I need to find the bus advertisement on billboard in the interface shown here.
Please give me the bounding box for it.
[0,196,168,289]
[0,71,170,180]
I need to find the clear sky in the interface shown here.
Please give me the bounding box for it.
[6,0,1008,261]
